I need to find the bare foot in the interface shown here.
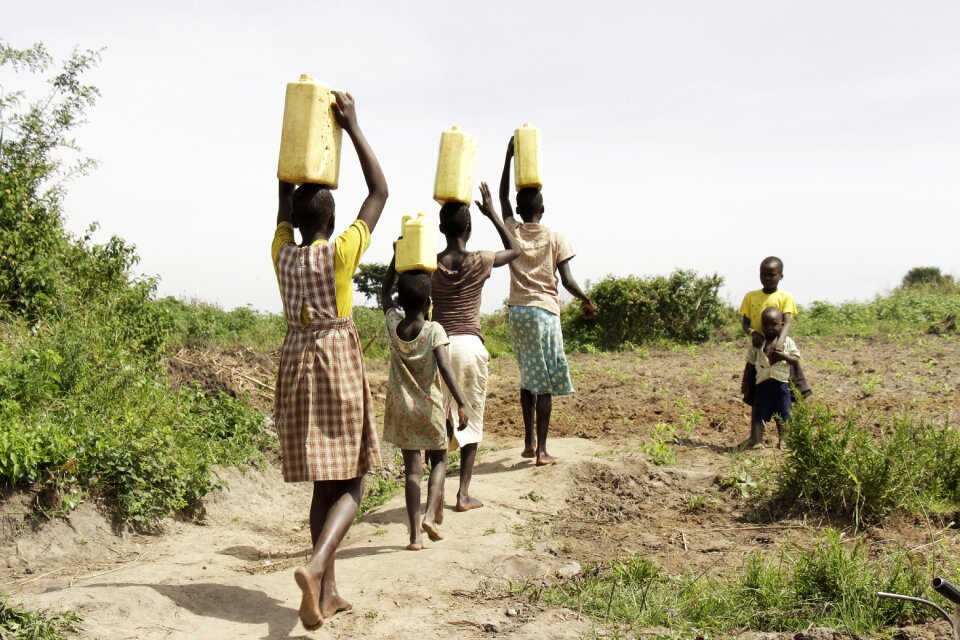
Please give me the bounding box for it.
[406,542,423,551]
[455,495,483,512]
[422,519,444,542]
[319,593,353,619]
[521,446,536,458]
[293,567,323,630]
[536,453,558,466]
[435,499,444,525]
[735,438,759,451]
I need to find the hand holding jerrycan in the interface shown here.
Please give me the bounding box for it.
[433,126,478,204]
[396,213,438,273]
[513,123,543,190]
[277,74,342,187]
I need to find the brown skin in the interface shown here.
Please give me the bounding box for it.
[741,259,792,350]
[381,256,470,545]
[285,92,388,630]
[739,308,799,450]
[498,136,596,464]
[435,182,519,511]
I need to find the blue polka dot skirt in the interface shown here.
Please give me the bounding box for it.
[508,305,574,396]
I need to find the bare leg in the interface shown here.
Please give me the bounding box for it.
[421,450,446,542]
[307,484,352,619]
[294,477,365,629]
[520,389,536,457]
[455,443,482,511]
[535,394,557,465]
[402,450,423,550]
[435,444,448,525]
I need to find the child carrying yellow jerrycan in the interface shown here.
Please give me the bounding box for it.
[396,213,437,273]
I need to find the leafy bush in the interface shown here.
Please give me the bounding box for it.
[530,531,934,636]
[795,286,960,337]
[0,42,270,527]
[902,266,955,288]
[771,401,960,528]
[0,594,80,640]
[157,297,285,349]
[563,270,726,350]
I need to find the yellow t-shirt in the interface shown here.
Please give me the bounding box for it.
[738,289,799,331]
[271,220,370,320]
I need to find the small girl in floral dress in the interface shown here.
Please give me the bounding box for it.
[381,257,469,550]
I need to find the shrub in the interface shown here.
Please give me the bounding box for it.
[902,266,955,289]
[771,400,960,528]
[563,270,726,350]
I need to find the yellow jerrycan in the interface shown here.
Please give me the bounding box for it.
[433,126,478,204]
[277,74,343,188]
[513,123,543,190]
[396,213,438,273]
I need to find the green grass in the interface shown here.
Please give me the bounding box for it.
[524,531,937,637]
[357,475,403,520]
[0,595,80,640]
[769,400,960,529]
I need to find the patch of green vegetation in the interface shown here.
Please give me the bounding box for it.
[795,284,960,337]
[0,595,80,640]
[357,475,403,520]
[771,401,960,528]
[563,271,726,350]
[0,43,269,527]
[156,298,285,349]
[523,531,937,637]
[640,423,677,466]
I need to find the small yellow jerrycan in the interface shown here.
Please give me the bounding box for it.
[396,213,438,273]
[277,74,343,188]
[513,123,543,190]
[433,126,478,205]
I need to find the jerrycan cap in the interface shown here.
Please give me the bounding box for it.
[298,73,314,82]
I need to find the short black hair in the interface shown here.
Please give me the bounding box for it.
[397,270,431,314]
[439,202,470,237]
[761,256,783,272]
[516,187,543,214]
[761,306,783,323]
[292,184,335,229]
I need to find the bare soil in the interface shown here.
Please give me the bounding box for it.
[4,334,960,639]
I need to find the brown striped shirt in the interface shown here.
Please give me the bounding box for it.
[504,218,575,316]
[431,250,495,340]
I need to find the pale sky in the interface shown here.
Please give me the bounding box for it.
[5,1,959,314]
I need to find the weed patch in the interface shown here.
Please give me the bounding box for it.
[770,401,960,528]
[525,531,937,636]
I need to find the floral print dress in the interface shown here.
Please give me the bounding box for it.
[383,308,450,451]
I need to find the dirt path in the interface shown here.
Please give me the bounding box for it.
[8,439,601,640]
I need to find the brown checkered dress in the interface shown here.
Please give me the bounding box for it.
[274,241,381,482]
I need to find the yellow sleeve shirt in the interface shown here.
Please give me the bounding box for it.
[271,220,371,320]
[738,289,799,331]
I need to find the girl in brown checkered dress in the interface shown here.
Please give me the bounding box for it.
[380,256,470,550]
[272,92,387,630]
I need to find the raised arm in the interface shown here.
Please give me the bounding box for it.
[277,180,295,226]
[775,313,793,351]
[332,91,388,233]
[558,259,596,319]
[498,137,515,222]
[475,181,519,267]
[380,255,398,312]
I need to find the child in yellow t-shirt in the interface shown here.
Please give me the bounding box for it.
[738,256,811,398]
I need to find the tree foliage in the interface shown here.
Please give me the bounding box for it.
[901,266,954,289]
[563,270,726,350]
[352,261,389,307]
